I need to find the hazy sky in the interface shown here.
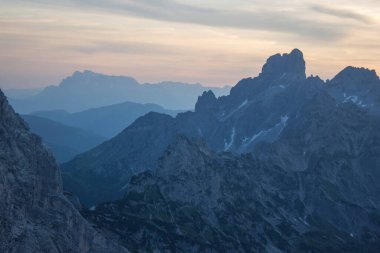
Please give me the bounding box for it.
[0,0,379,88]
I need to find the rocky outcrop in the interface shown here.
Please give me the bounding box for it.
[195,90,218,113]
[260,48,306,81]
[0,90,127,253]
[327,66,380,114]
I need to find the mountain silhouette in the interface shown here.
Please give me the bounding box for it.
[9,71,230,113]
[32,101,182,138]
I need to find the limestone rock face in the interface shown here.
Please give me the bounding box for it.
[260,48,306,81]
[0,90,127,253]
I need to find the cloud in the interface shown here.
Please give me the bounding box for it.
[63,40,181,55]
[311,4,372,24]
[8,0,347,41]
[86,0,348,40]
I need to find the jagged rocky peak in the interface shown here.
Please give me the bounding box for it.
[260,48,306,81]
[195,90,218,112]
[69,70,98,82]
[331,66,379,84]
[63,70,138,87]
[328,66,380,105]
[72,69,99,78]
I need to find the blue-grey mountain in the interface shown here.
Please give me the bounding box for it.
[62,49,380,252]
[3,87,43,100]
[22,115,106,162]
[8,71,231,113]
[32,101,182,138]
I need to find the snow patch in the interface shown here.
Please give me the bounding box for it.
[238,99,248,109]
[242,130,264,146]
[120,183,129,191]
[343,95,367,107]
[197,127,203,136]
[281,115,289,124]
[220,99,249,121]
[302,216,310,226]
[224,127,236,151]
[89,205,96,211]
[242,115,289,148]
[279,85,285,89]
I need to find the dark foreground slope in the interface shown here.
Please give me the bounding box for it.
[62,49,380,208]
[0,90,127,253]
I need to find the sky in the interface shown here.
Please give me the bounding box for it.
[0,0,379,88]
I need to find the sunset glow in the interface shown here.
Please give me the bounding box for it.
[1,0,379,88]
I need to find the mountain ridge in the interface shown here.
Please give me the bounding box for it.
[9,71,231,113]
[32,100,182,138]
[22,114,106,162]
[62,49,380,208]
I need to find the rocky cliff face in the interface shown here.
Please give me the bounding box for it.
[260,48,306,81]
[0,90,127,253]
[62,49,380,209]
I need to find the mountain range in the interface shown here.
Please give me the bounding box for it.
[32,101,182,139]
[21,115,106,162]
[3,87,43,100]
[60,49,380,252]
[1,48,379,252]
[8,71,231,113]
[62,49,380,207]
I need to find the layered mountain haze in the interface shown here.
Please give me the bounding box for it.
[3,87,44,100]
[0,90,127,253]
[8,71,231,113]
[32,101,182,139]
[21,115,106,162]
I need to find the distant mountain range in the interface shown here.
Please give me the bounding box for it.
[8,71,231,113]
[22,115,106,163]
[32,101,182,139]
[3,87,43,99]
[61,49,380,252]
